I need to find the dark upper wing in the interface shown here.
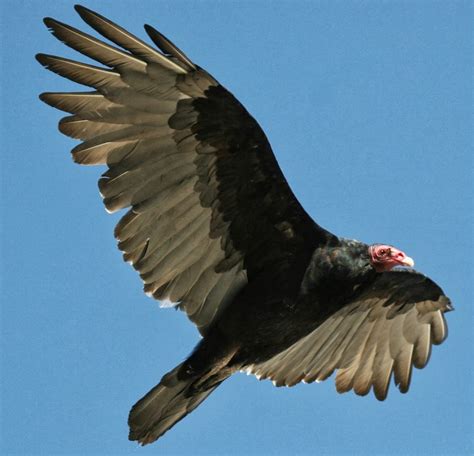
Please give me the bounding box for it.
[37,6,333,334]
[247,270,452,400]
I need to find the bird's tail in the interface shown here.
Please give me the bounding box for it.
[128,362,228,445]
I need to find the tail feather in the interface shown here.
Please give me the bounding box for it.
[128,363,225,445]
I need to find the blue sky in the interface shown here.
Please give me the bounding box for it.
[1,1,472,454]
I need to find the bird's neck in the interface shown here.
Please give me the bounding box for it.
[300,241,375,300]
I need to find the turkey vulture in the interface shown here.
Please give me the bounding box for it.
[37,5,452,445]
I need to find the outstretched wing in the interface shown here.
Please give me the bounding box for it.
[38,6,333,334]
[247,270,452,400]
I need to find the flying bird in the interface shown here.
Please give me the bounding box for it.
[37,5,452,445]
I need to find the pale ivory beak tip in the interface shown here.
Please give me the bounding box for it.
[402,256,415,268]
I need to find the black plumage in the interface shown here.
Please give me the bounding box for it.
[37,6,452,445]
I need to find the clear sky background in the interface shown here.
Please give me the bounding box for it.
[1,1,472,455]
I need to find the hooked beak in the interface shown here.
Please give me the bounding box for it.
[399,256,415,268]
[390,247,415,268]
[391,248,415,268]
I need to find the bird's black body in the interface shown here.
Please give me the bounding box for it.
[38,6,452,445]
[210,239,374,366]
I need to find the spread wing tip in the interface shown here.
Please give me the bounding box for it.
[35,53,49,67]
[74,4,97,17]
[144,24,196,71]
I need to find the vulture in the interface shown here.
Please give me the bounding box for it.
[37,5,452,445]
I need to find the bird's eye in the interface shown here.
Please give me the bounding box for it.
[379,249,386,255]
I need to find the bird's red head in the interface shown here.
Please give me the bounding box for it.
[369,244,415,272]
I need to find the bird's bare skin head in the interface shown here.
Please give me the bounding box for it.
[369,244,415,272]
